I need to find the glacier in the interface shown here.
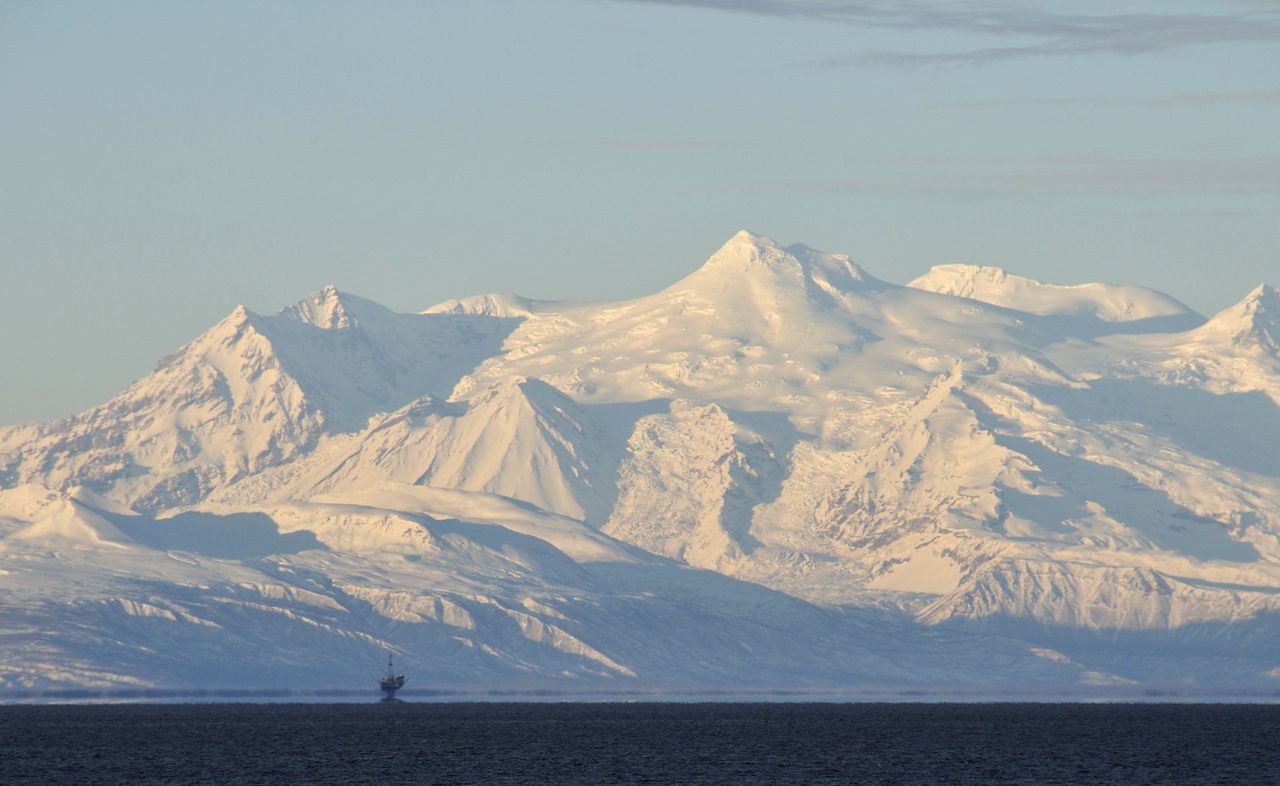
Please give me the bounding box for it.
[3,230,1280,694]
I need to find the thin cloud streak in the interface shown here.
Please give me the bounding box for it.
[582,141,724,151]
[614,0,1280,64]
[932,90,1280,110]
[729,156,1280,198]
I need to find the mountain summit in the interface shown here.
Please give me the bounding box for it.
[282,284,361,329]
[1194,283,1280,353]
[672,230,879,300]
[908,263,1199,324]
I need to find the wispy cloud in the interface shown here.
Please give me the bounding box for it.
[729,155,1280,198]
[932,90,1280,110]
[613,0,1280,65]
[581,141,724,152]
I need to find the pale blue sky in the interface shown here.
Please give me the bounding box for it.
[3,0,1278,424]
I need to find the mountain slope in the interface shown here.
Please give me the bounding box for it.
[0,287,518,512]
[3,484,1096,691]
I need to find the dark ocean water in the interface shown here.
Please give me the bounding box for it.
[2,702,1279,785]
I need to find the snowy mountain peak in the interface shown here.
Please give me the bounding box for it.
[252,374,604,522]
[0,484,129,549]
[280,284,363,329]
[908,264,1197,323]
[717,228,782,257]
[684,230,785,280]
[1243,282,1280,309]
[422,292,542,318]
[1195,282,1280,352]
[277,284,417,333]
[701,230,871,280]
[912,263,1012,292]
[667,231,879,312]
[197,303,258,345]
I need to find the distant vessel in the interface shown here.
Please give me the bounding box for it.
[378,653,406,702]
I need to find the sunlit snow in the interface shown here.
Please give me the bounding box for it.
[3,231,1280,692]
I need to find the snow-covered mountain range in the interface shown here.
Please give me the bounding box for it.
[4,231,1280,693]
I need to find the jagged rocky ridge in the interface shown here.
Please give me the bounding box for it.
[3,231,1280,693]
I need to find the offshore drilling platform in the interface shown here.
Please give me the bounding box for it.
[378,653,406,702]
